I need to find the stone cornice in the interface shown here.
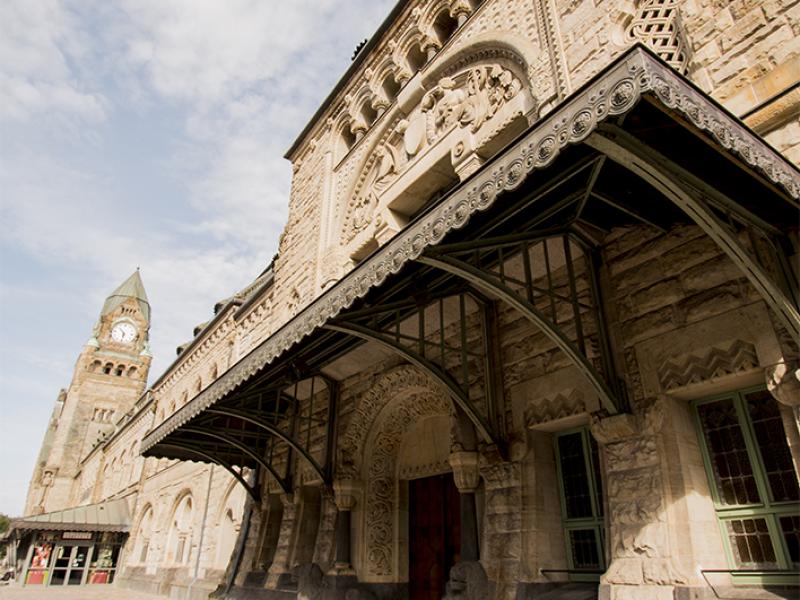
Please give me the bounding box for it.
[141,45,800,455]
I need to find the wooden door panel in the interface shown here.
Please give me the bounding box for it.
[409,474,461,600]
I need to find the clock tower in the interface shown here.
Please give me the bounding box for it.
[24,270,153,515]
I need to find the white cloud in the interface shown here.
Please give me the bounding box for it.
[0,0,396,514]
[0,0,107,123]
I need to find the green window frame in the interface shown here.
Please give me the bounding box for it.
[554,427,606,581]
[692,386,799,585]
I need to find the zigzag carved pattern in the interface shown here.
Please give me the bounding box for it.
[658,339,758,391]
[525,390,585,426]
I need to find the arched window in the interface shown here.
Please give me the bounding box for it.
[115,364,125,377]
[127,366,138,378]
[406,43,426,74]
[360,101,378,127]
[137,506,154,564]
[382,73,401,103]
[88,360,101,373]
[103,363,113,375]
[432,10,458,46]
[168,494,193,565]
[215,509,237,569]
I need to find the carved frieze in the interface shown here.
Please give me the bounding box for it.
[524,388,585,427]
[657,339,758,391]
[421,64,523,140]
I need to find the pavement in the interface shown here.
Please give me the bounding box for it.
[0,584,166,600]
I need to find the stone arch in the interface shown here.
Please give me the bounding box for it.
[421,33,538,98]
[165,489,195,565]
[339,365,450,474]
[346,365,453,582]
[214,478,244,569]
[337,39,537,252]
[133,503,155,564]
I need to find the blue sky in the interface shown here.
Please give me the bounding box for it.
[0,0,396,516]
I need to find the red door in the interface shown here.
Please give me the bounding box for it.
[409,474,461,600]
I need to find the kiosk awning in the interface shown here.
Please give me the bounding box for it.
[10,499,131,533]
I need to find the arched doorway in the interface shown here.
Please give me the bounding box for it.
[341,365,460,594]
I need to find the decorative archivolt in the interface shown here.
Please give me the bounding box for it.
[341,54,532,248]
[338,365,449,475]
[355,366,453,579]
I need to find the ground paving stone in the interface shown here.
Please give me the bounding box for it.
[0,584,166,600]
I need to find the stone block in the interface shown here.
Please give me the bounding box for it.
[621,306,677,347]
[680,255,742,295]
[628,278,684,316]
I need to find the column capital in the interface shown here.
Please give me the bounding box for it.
[449,451,480,493]
[332,478,362,511]
[766,359,800,407]
[591,397,665,444]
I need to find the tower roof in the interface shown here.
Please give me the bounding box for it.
[101,270,150,324]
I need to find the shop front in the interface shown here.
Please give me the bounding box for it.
[8,498,129,587]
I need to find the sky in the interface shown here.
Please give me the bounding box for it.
[0,0,397,517]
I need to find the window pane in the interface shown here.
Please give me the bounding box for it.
[569,529,601,569]
[697,399,760,506]
[725,518,777,568]
[779,515,800,569]
[558,433,593,519]
[589,435,604,517]
[745,390,800,503]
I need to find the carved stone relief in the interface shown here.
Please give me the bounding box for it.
[421,64,523,140]
[338,365,446,476]
[351,365,452,579]
[657,338,758,392]
[524,388,585,427]
[340,60,531,249]
[591,398,688,587]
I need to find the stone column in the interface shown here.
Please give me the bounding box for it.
[765,359,800,480]
[449,451,480,561]
[332,478,361,575]
[265,493,298,589]
[590,397,725,600]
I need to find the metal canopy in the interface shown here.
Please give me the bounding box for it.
[141,45,799,489]
[11,498,132,533]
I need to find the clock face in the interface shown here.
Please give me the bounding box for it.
[111,322,137,344]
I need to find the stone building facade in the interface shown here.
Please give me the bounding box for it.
[19,0,800,599]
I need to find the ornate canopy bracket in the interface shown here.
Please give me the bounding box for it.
[155,442,260,502]
[180,427,289,495]
[586,128,800,346]
[418,232,622,415]
[323,317,499,446]
[205,407,329,486]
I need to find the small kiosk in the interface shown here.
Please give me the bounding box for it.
[8,499,130,587]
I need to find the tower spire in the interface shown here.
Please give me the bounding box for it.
[101,270,150,324]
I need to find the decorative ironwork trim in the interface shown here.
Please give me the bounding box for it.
[141,45,799,455]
